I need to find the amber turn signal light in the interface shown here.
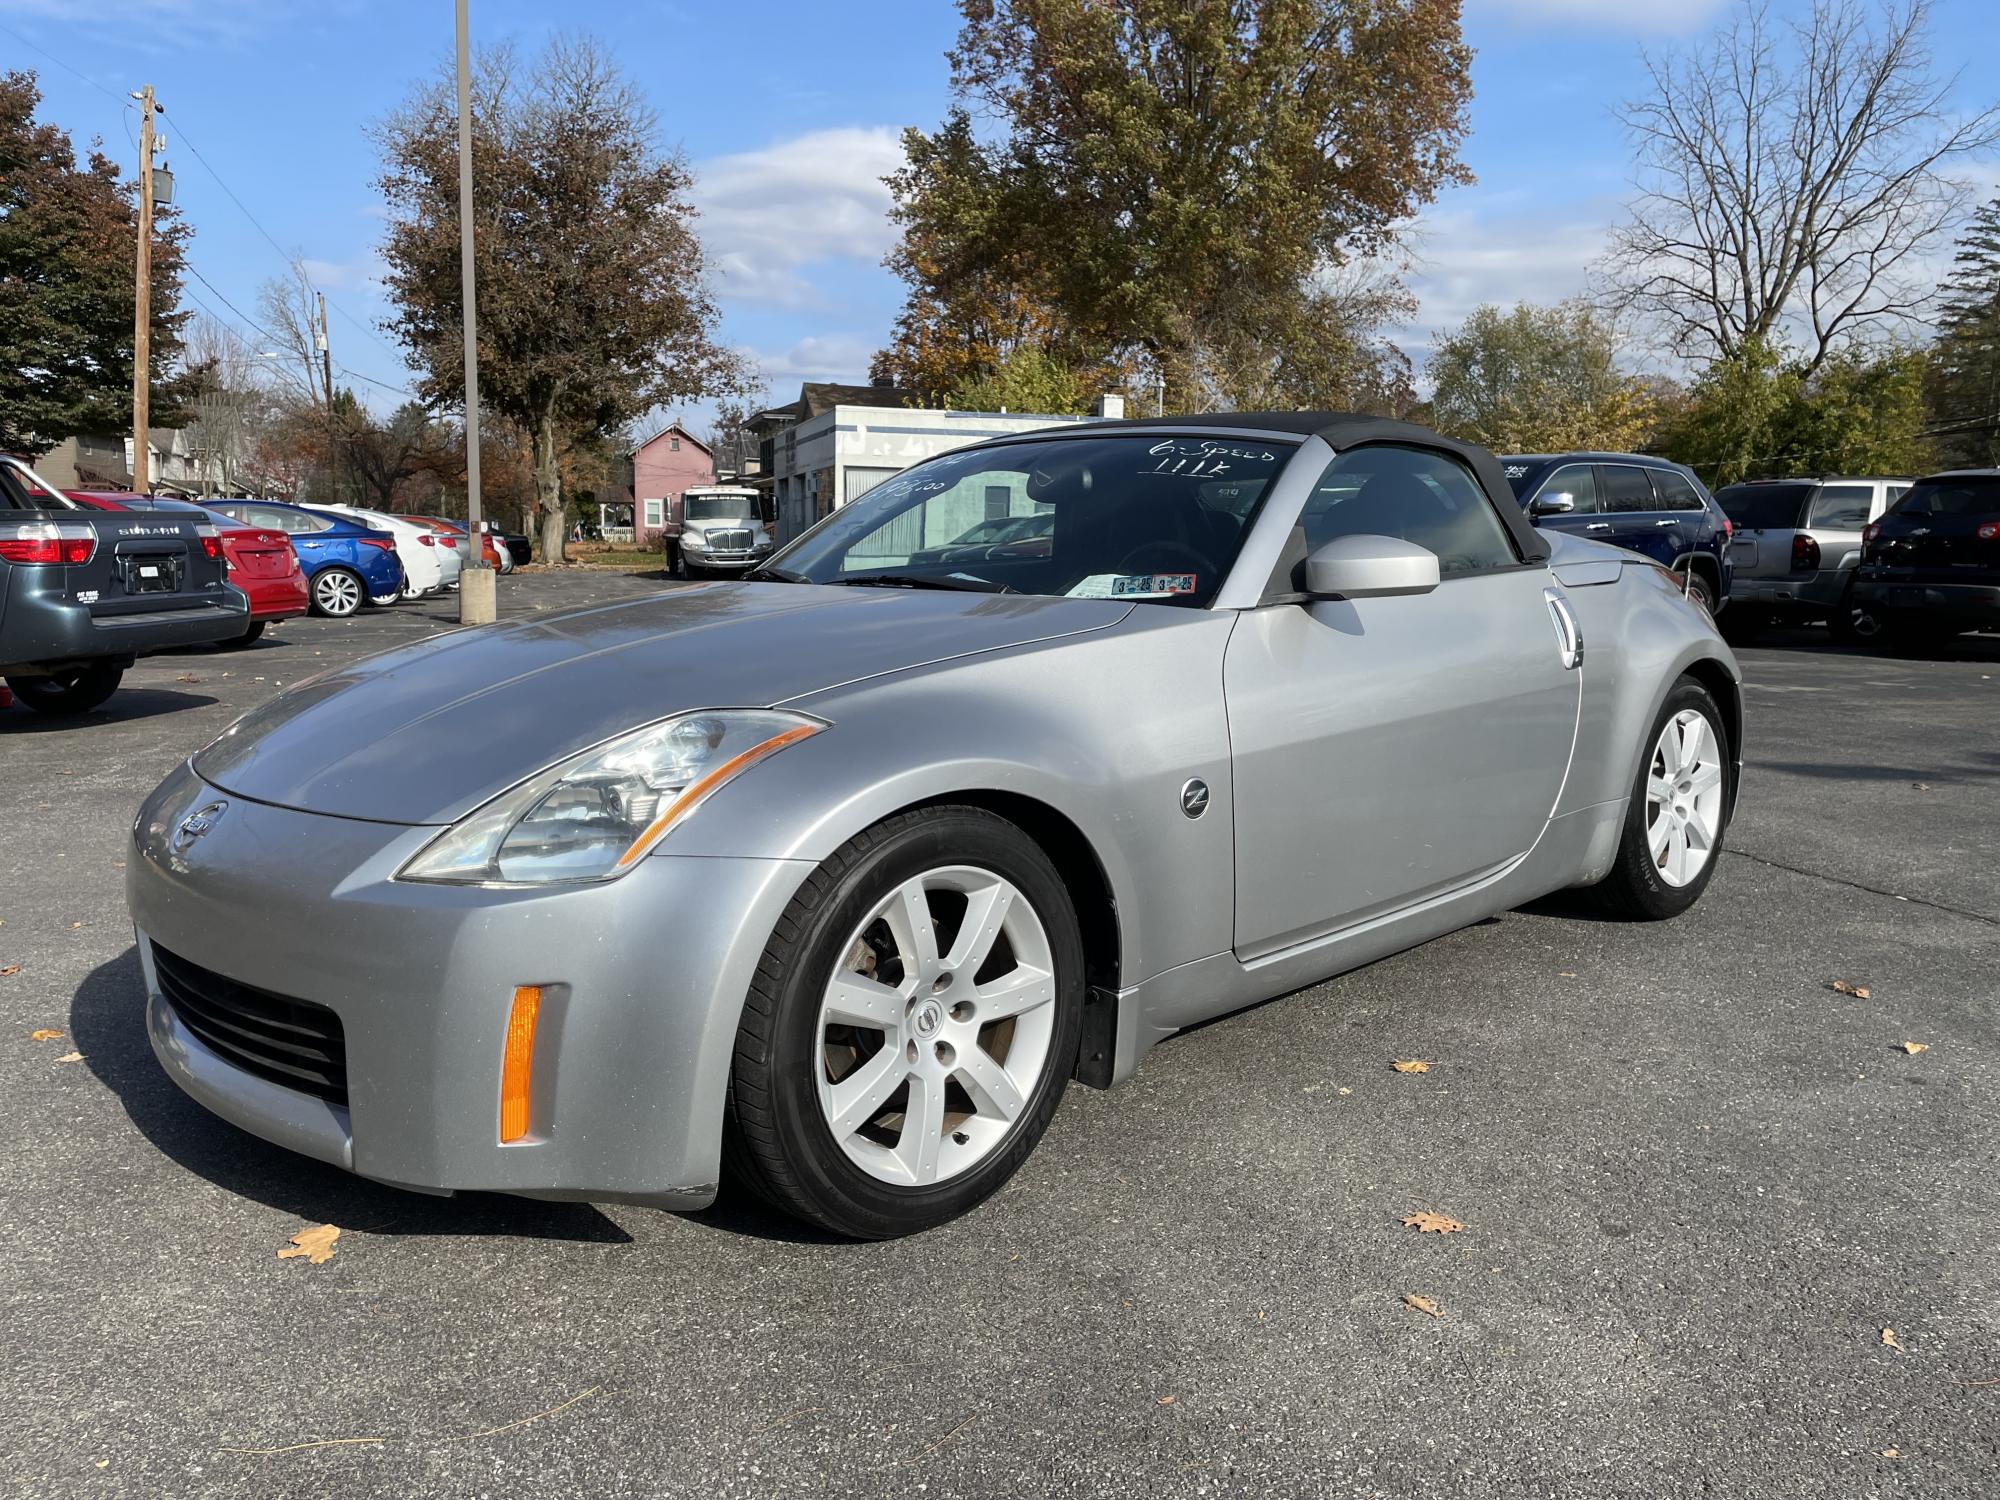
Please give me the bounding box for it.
[500,985,542,1143]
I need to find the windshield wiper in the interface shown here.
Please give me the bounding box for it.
[829,572,1015,594]
[743,564,812,583]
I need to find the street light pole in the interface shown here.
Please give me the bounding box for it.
[455,0,496,625]
[131,84,156,494]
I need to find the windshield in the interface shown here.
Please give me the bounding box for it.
[686,495,758,521]
[1890,475,2000,521]
[1715,482,1813,530]
[766,435,1289,607]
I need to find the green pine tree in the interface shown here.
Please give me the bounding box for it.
[1929,198,2000,468]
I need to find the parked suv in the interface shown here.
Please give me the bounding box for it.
[0,456,247,714]
[1850,471,2000,646]
[1711,476,1912,642]
[1503,453,1732,614]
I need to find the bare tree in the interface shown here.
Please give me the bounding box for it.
[182,317,276,495]
[256,264,332,411]
[1602,0,2000,371]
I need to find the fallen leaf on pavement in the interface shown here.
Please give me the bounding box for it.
[55,1052,83,1063]
[1337,1086,1352,1096]
[1401,1211,1464,1235]
[1392,1059,1431,1074]
[1559,970,1578,978]
[1881,1328,1906,1352]
[1829,979,1871,999]
[68,922,80,929]
[1403,1294,1443,1319]
[278,1225,341,1265]
[174,674,200,684]
[1880,1448,1904,1459]
[1911,782,1930,792]
[1899,1042,1929,1054]
[0,966,20,977]
[29,1028,61,1041]
[1157,1395,1176,1406]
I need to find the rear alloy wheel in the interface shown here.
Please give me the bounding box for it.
[310,567,364,617]
[1590,678,1729,919]
[1828,586,1885,645]
[727,806,1084,1238]
[7,662,124,716]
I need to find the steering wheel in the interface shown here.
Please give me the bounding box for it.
[1112,540,1209,578]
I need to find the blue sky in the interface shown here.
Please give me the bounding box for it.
[6,0,1999,423]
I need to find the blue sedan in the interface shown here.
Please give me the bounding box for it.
[208,501,405,617]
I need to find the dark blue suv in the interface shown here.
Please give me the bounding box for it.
[1502,453,1732,616]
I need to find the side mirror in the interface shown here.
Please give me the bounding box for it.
[1303,534,1441,600]
[1530,491,1576,516]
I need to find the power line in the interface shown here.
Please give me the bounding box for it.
[0,19,126,105]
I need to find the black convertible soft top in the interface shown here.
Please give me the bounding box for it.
[1054,410,1551,564]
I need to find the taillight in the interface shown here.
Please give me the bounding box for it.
[0,520,97,565]
[1721,517,1733,540]
[418,533,435,546]
[359,536,396,553]
[439,535,458,548]
[1978,522,1999,541]
[1862,522,1882,544]
[194,524,224,561]
[1791,533,1820,571]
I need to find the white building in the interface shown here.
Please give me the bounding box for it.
[768,399,1117,543]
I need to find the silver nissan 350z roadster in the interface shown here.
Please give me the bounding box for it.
[128,413,1741,1238]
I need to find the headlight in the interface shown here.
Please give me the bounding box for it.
[683,533,707,550]
[398,710,824,885]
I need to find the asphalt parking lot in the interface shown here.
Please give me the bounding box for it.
[3,575,1995,1499]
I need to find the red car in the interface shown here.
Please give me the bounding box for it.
[66,493,309,645]
[416,515,508,572]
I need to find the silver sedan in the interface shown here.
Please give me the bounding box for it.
[128,414,1740,1238]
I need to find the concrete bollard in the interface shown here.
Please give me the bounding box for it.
[458,564,498,625]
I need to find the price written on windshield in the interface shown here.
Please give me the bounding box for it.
[1142,439,1278,478]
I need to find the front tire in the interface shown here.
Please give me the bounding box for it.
[726,806,1085,1239]
[1590,678,1730,920]
[7,663,124,716]
[310,567,364,618]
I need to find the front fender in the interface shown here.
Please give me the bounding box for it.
[654,610,1242,991]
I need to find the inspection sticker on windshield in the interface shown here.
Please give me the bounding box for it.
[1068,573,1197,599]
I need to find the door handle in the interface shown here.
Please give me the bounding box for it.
[1653,519,1679,527]
[1585,522,1612,532]
[1544,587,1583,670]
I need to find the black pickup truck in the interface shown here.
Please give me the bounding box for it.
[1,456,248,715]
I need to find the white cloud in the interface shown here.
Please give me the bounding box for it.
[1466,0,1726,34]
[693,127,906,309]
[297,256,382,293]
[748,334,879,386]
[1405,200,1616,355]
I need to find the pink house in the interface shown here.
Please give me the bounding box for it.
[629,422,715,545]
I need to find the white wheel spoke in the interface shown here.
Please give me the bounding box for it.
[1648,811,1675,863]
[1682,715,1711,766]
[1689,762,1723,795]
[944,879,1013,975]
[824,972,903,1030]
[973,965,1055,1021]
[885,878,941,976]
[1683,815,1713,853]
[955,1046,1027,1122]
[1647,773,1674,807]
[894,1070,946,1182]
[825,1047,905,1141]
[1656,727,1682,776]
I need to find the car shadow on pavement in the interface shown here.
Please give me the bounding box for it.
[69,948,631,1244]
[0,689,219,730]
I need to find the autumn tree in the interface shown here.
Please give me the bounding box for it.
[1427,301,1658,453]
[0,70,196,454]
[1660,338,1932,486]
[1603,0,2000,371]
[375,37,742,562]
[873,0,1472,413]
[1927,197,2000,467]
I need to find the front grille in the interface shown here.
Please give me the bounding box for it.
[709,528,752,550]
[152,943,349,1106]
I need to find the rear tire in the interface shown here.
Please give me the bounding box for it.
[7,663,124,716]
[1679,566,1716,617]
[218,620,266,649]
[725,806,1085,1239]
[1828,585,1886,645]
[1589,678,1729,920]
[310,567,364,618]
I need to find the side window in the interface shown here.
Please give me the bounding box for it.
[1805,484,1873,531]
[1301,445,1521,577]
[1650,469,1707,512]
[1535,464,1599,514]
[1600,465,1658,512]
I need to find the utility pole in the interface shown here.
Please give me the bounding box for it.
[455,0,495,624]
[130,84,157,494]
[317,292,337,503]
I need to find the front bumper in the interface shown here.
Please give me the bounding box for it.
[1850,577,2000,626]
[1729,567,1851,611]
[128,760,812,1208]
[683,549,770,572]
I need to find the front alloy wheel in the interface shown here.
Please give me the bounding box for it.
[1590,677,1729,919]
[727,806,1084,1238]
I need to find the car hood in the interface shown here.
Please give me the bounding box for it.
[193,582,1131,825]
